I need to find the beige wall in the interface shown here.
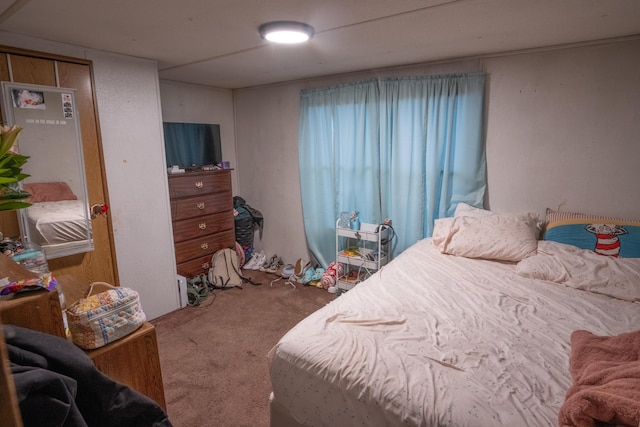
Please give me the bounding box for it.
[233,39,640,266]
[483,40,640,218]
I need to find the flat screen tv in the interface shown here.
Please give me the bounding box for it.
[163,122,222,168]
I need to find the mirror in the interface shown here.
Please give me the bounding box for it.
[1,82,93,259]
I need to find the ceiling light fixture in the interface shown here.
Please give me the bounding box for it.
[259,21,315,44]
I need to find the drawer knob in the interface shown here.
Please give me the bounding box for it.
[202,262,210,270]
[201,242,209,250]
[199,222,207,230]
[195,181,204,188]
[197,202,205,210]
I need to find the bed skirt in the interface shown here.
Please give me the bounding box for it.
[269,392,307,427]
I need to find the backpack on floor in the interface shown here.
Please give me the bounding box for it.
[208,248,261,289]
[187,274,210,306]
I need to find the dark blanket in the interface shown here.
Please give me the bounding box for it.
[4,325,172,427]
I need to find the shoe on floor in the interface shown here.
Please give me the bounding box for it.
[243,251,261,270]
[252,251,266,270]
[281,264,294,278]
[245,250,266,270]
[294,259,313,283]
[260,254,278,272]
[293,258,306,277]
[274,262,287,277]
[266,257,284,274]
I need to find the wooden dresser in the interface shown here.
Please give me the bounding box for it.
[168,170,235,278]
[0,257,167,423]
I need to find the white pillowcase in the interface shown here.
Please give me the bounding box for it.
[455,203,543,238]
[432,213,539,262]
[454,202,492,218]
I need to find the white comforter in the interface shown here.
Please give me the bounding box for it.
[26,200,89,245]
[268,238,639,427]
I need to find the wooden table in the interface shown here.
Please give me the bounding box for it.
[0,255,167,415]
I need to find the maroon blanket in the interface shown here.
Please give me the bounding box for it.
[558,329,640,427]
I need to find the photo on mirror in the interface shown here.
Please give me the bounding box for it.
[11,89,45,109]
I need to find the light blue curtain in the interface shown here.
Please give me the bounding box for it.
[380,73,486,254]
[299,80,380,267]
[299,73,486,267]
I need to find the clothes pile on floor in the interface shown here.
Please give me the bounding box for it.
[233,196,263,263]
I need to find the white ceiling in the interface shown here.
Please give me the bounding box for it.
[0,0,639,89]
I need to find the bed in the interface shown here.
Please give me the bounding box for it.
[22,182,92,258]
[268,205,640,426]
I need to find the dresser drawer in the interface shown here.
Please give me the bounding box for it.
[168,170,234,279]
[170,191,233,220]
[176,255,214,278]
[174,229,235,265]
[169,172,231,198]
[172,212,234,243]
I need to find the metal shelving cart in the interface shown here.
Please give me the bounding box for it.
[335,219,391,292]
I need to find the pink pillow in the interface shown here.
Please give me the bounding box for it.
[24,182,77,203]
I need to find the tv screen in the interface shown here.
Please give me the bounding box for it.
[163,122,222,168]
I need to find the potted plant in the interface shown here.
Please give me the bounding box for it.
[0,124,30,211]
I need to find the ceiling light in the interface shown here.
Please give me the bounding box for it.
[259,21,315,44]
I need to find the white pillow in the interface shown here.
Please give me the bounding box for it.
[455,203,543,239]
[454,202,492,218]
[432,213,539,262]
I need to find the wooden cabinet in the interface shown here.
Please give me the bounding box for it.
[0,288,67,339]
[0,297,167,411]
[0,255,66,339]
[0,255,167,412]
[169,170,235,278]
[86,323,166,410]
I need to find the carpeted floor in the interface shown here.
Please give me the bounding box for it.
[152,270,336,427]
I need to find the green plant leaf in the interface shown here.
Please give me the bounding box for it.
[0,200,31,211]
[0,125,29,211]
[0,190,31,200]
[0,176,18,184]
[0,125,23,158]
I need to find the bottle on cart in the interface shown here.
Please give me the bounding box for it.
[349,210,360,231]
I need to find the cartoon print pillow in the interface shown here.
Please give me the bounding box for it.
[543,209,640,258]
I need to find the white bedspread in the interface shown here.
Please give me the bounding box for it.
[268,238,639,426]
[26,200,89,245]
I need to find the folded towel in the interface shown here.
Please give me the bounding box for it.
[558,329,640,427]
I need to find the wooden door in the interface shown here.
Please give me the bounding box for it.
[0,46,118,286]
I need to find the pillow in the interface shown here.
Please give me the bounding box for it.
[455,203,543,238]
[516,240,640,302]
[23,182,77,203]
[432,212,539,262]
[454,202,493,218]
[543,209,640,258]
